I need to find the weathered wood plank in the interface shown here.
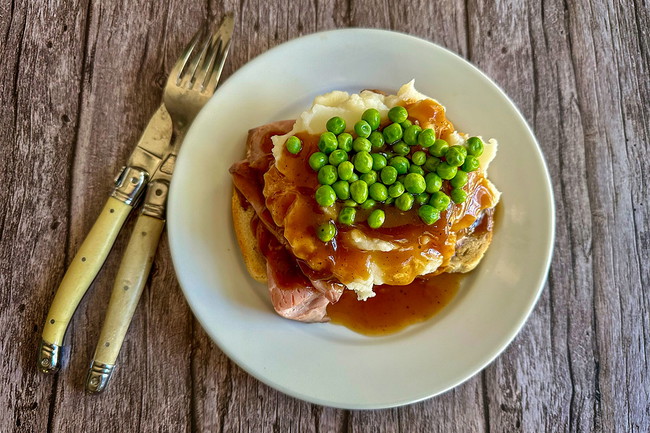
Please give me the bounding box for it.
[0,1,88,432]
[1,0,649,432]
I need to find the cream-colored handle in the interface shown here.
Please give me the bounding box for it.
[41,197,132,348]
[85,214,165,392]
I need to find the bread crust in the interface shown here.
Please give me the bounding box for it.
[445,228,494,273]
[231,189,267,282]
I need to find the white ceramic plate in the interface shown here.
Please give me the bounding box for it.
[168,29,555,409]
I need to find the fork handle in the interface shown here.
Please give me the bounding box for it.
[38,197,132,373]
[85,214,165,393]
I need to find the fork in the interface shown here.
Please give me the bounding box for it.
[164,18,233,135]
[84,14,234,393]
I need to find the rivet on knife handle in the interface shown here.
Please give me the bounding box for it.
[85,213,165,392]
[38,196,136,373]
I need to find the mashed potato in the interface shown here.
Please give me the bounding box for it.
[270,81,499,300]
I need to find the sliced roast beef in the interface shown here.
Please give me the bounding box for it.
[258,222,330,322]
[231,120,343,322]
[297,261,344,303]
[246,119,294,170]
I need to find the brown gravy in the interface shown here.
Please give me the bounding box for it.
[327,273,464,336]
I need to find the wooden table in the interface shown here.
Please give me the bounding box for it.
[2,1,648,431]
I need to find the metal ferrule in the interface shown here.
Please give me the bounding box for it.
[85,361,115,394]
[141,179,169,219]
[38,340,61,374]
[112,166,149,206]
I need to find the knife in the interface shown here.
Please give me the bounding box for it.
[38,105,173,373]
[84,149,178,393]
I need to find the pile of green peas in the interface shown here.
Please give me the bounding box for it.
[284,106,484,242]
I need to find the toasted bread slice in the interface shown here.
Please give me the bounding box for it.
[231,189,267,283]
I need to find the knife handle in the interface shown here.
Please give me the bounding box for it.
[85,214,165,393]
[38,197,132,373]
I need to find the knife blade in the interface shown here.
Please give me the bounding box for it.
[38,104,173,374]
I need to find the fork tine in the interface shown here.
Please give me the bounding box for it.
[204,37,232,93]
[195,33,223,91]
[179,27,212,88]
[202,14,234,93]
[168,25,206,85]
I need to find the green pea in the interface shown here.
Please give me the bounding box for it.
[315,185,336,207]
[430,139,449,157]
[316,221,337,242]
[384,197,395,205]
[415,192,430,205]
[318,132,338,154]
[418,128,436,148]
[425,172,443,193]
[395,193,414,211]
[337,161,354,181]
[404,173,426,194]
[388,181,405,198]
[317,164,338,185]
[429,191,451,210]
[466,136,484,156]
[380,166,398,185]
[383,123,403,144]
[309,152,328,171]
[328,149,348,166]
[462,155,480,172]
[450,188,468,204]
[354,151,373,174]
[408,165,425,175]
[389,156,410,174]
[392,142,410,156]
[369,131,385,149]
[361,170,377,185]
[354,120,372,138]
[445,145,467,167]
[352,137,372,153]
[450,170,469,188]
[343,199,357,207]
[411,150,426,165]
[423,156,440,172]
[326,116,346,135]
[362,108,381,130]
[400,119,412,129]
[403,125,422,146]
[348,172,359,182]
[337,133,353,151]
[436,162,457,180]
[371,153,387,170]
[418,205,440,225]
[367,209,385,228]
[388,106,408,123]
[350,180,369,204]
[332,180,350,200]
[397,174,406,184]
[369,182,388,201]
[338,206,356,226]
[361,199,377,210]
[285,136,302,154]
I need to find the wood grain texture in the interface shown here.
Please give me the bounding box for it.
[1,0,648,432]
